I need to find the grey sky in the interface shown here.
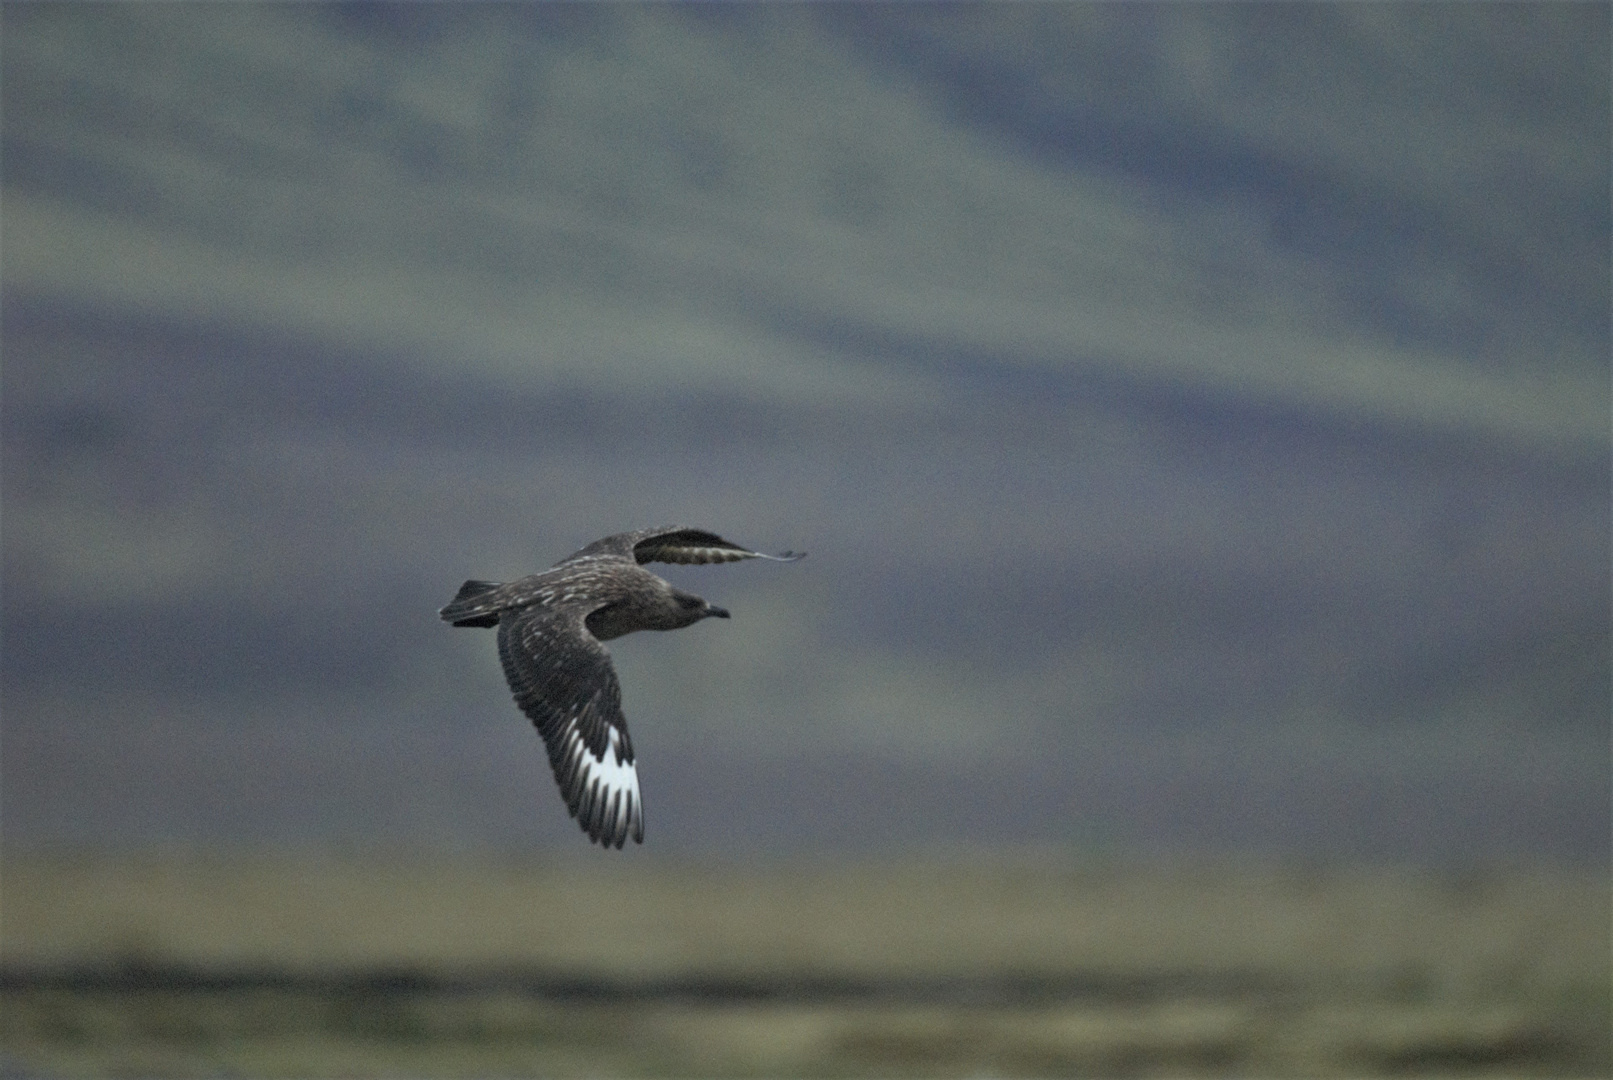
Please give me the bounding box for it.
[3,3,1607,860]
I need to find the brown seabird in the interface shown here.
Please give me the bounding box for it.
[440,527,804,848]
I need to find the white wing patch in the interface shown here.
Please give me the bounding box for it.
[650,544,805,565]
[672,545,754,564]
[562,724,643,848]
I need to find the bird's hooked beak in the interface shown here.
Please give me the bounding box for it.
[705,604,731,620]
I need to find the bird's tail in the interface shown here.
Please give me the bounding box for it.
[439,579,505,627]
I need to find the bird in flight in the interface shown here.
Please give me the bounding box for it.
[440,527,804,848]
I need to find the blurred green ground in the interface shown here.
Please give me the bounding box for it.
[2,854,1607,1077]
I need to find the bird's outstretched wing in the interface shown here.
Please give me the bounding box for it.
[496,605,643,848]
[558,526,804,567]
[633,528,805,565]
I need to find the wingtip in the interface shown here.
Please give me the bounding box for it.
[768,550,806,562]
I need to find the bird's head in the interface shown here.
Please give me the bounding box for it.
[670,588,729,627]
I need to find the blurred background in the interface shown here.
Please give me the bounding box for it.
[2,4,1608,1077]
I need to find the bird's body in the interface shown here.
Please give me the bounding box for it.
[440,527,803,848]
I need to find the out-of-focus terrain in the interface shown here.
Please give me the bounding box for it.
[1,853,1606,1077]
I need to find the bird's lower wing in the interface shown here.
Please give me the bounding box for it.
[496,608,644,848]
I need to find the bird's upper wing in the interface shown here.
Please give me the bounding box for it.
[496,605,643,848]
[632,527,805,565]
[558,527,804,567]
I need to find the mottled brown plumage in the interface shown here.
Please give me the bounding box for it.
[440,528,804,848]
